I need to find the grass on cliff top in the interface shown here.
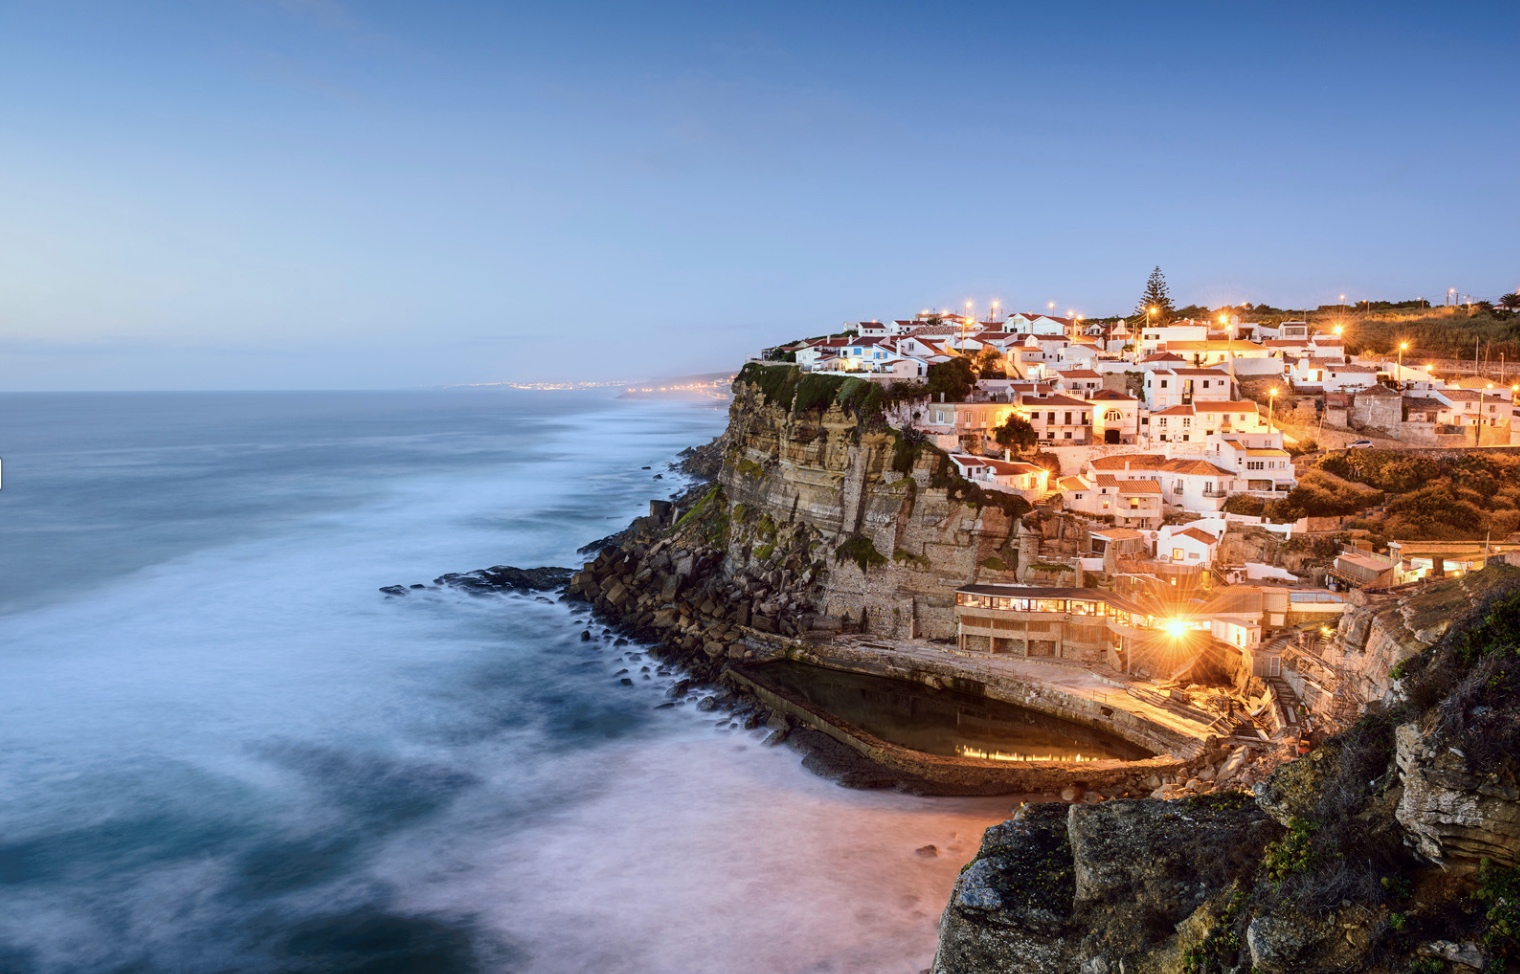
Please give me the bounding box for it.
[733,362,925,424]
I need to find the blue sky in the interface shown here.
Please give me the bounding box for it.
[1,1,1516,389]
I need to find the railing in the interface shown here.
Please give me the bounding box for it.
[1202,487,1228,498]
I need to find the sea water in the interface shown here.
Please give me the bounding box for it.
[0,391,1010,974]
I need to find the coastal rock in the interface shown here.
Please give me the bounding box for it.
[933,797,1278,974]
[1394,720,1520,866]
[432,565,574,595]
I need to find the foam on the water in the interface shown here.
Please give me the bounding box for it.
[0,391,1012,974]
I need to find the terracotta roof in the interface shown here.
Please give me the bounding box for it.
[1161,458,1236,477]
[1088,454,1166,470]
[1088,389,1137,401]
[1119,479,1163,495]
[1056,369,1103,378]
[1059,476,1088,491]
[983,459,1043,476]
[1151,404,1195,417]
[1140,352,1186,362]
[1177,527,1220,545]
[1192,400,1261,412]
[1329,364,1379,374]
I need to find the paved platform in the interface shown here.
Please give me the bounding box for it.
[811,634,1222,747]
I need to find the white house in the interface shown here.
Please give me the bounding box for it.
[1088,389,1143,445]
[1005,313,1074,336]
[1157,523,1222,568]
[1207,432,1296,494]
[949,454,1052,500]
[1137,321,1210,354]
[1150,401,1265,443]
[1052,369,1104,398]
[1142,368,1234,409]
[1014,393,1092,444]
[1086,454,1236,514]
[1060,474,1164,529]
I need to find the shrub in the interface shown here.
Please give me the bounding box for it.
[1222,494,1265,516]
[834,534,887,572]
[1474,858,1520,963]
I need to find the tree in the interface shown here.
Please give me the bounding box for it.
[993,416,1037,453]
[972,346,1006,379]
[1500,293,1520,312]
[926,358,974,402]
[1132,266,1176,325]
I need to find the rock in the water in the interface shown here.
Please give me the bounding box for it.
[915,844,939,858]
[580,630,592,641]
[379,585,408,596]
[433,565,574,595]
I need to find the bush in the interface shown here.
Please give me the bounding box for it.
[834,534,887,572]
[1270,469,1383,520]
[1222,494,1265,517]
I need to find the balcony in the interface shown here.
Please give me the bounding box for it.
[1202,487,1228,498]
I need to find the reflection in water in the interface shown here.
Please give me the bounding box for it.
[751,661,1154,763]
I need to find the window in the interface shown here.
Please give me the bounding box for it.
[1063,412,1072,425]
[1172,547,1184,560]
[1157,417,1168,427]
[1160,380,1169,388]
[1129,497,1140,509]
[1046,412,1055,423]
[1064,431,1073,439]
[1105,410,1123,422]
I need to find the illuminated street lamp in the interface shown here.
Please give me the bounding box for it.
[1333,324,1344,338]
[1397,341,1409,388]
[1268,387,1279,432]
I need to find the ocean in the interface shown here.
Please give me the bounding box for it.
[0,391,1010,974]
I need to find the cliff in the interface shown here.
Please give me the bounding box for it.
[568,370,1033,651]
[716,376,1028,639]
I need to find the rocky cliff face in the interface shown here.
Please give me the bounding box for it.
[934,796,1277,974]
[718,380,1025,639]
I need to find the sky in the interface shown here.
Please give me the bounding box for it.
[0,1,1517,390]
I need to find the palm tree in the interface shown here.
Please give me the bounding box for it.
[1500,293,1520,312]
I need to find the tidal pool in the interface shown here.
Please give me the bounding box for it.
[751,661,1155,763]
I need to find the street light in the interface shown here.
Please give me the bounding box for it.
[1398,341,1409,388]
[1268,387,1279,432]
[1333,324,1344,338]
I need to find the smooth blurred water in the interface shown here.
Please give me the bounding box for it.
[0,391,1010,974]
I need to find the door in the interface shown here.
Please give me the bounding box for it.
[1105,429,1120,444]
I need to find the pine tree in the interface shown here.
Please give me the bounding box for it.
[1132,266,1176,325]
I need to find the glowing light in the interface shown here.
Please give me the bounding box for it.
[1219,314,1229,325]
[1399,341,1409,351]
[1149,306,1158,314]
[1270,388,1279,397]
[1333,324,1344,337]
[1164,619,1188,638]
